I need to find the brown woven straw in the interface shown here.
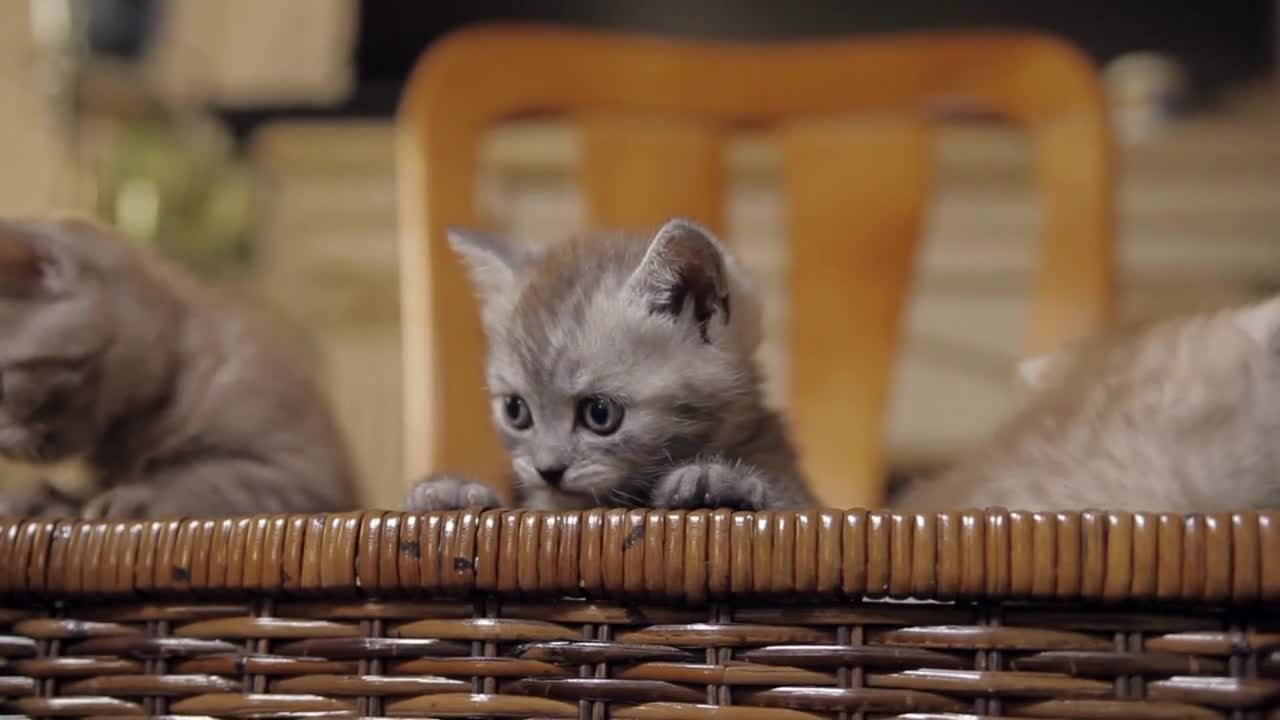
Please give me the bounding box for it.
[0,509,1276,717]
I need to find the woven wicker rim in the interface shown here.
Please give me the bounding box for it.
[1,509,1276,604]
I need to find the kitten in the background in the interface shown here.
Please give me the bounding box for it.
[893,297,1280,512]
[0,218,356,518]
[404,219,813,511]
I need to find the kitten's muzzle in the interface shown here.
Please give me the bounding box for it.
[537,465,567,487]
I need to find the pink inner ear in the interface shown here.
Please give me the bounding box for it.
[0,225,43,297]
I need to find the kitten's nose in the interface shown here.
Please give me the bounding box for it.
[537,465,567,486]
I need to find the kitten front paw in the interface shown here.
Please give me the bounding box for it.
[404,473,503,511]
[651,459,766,510]
[81,483,156,519]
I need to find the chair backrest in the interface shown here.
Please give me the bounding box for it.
[396,23,1114,509]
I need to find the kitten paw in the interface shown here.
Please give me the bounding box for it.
[82,484,156,520]
[651,459,766,510]
[404,474,503,511]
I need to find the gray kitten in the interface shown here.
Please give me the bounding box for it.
[404,219,813,511]
[0,218,356,518]
[893,296,1280,512]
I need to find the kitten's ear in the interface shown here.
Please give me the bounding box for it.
[627,218,755,346]
[1015,354,1055,390]
[0,222,46,298]
[446,227,531,312]
[1234,295,1280,349]
[1014,346,1077,391]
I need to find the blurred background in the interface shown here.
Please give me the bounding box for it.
[0,0,1276,508]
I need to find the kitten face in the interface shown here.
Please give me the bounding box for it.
[0,221,117,463]
[451,219,762,506]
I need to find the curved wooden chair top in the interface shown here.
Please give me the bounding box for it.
[396,23,1114,508]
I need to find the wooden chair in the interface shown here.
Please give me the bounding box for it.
[396,23,1114,509]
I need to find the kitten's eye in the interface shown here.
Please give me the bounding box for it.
[501,395,533,430]
[579,395,624,435]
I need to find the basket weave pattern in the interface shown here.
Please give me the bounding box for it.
[0,509,1277,717]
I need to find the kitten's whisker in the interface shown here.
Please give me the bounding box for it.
[609,487,647,506]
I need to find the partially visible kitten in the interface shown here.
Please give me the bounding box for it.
[404,219,813,511]
[0,218,356,518]
[893,296,1280,512]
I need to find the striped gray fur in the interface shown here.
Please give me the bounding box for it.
[893,297,1280,512]
[0,218,355,518]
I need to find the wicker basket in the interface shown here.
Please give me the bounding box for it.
[0,509,1276,718]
